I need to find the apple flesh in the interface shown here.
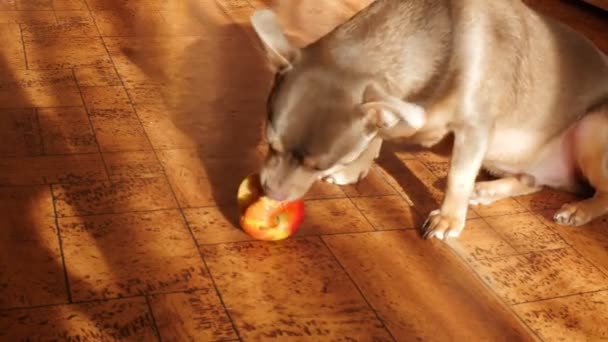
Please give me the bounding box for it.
[237,174,305,241]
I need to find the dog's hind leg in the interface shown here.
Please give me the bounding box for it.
[554,110,608,226]
[469,174,542,205]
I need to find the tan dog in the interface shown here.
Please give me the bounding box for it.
[251,0,608,240]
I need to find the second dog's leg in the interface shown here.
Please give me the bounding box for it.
[555,111,608,226]
[469,174,542,205]
[323,137,383,185]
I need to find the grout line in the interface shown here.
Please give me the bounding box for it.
[374,157,600,340]
[144,295,163,342]
[179,212,244,342]
[0,151,102,159]
[49,183,73,303]
[512,287,608,306]
[53,206,181,220]
[70,67,111,180]
[0,105,86,111]
[145,144,245,339]
[0,287,210,313]
[570,246,608,279]
[441,239,545,342]
[51,2,58,23]
[88,8,244,340]
[318,236,397,342]
[33,107,45,155]
[18,24,29,70]
[0,300,82,313]
[476,214,521,255]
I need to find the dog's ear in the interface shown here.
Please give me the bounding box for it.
[251,10,300,72]
[359,83,426,132]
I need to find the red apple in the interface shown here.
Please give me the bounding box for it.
[237,174,305,241]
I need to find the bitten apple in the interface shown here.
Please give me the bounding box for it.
[237,174,305,241]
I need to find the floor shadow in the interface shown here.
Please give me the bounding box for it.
[0,3,172,340]
[0,37,120,342]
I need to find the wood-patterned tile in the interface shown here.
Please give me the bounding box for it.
[323,230,534,341]
[297,198,373,236]
[129,104,193,150]
[52,177,177,217]
[513,290,608,341]
[0,69,82,108]
[378,158,479,220]
[415,150,451,179]
[515,189,581,212]
[184,206,251,245]
[82,86,152,152]
[90,108,152,152]
[59,210,212,301]
[55,10,93,24]
[81,85,131,112]
[158,3,242,37]
[202,238,393,341]
[53,0,87,10]
[0,154,107,186]
[0,24,26,69]
[125,85,167,106]
[0,11,56,24]
[158,149,263,208]
[37,107,98,155]
[484,213,568,253]
[92,10,166,37]
[375,164,416,204]
[472,198,528,218]
[400,159,448,208]
[24,36,112,69]
[472,248,608,304]
[14,0,53,10]
[341,165,398,198]
[150,289,238,341]
[448,218,519,262]
[536,211,608,275]
[0,186,67,309]
[0,108,42,157]
[136,101,265,153]
[103,151,164,179]
[105,35,269,101]
[248,0,369,46]
[0,297,158,341]
[351,195,422,231]
[0,1,17,10]
[0,23,20,37]
[85,0,171,11]
[303,180,345,200]
[74,67,121,87]
[103,37,195,87]
[21,21,98,37]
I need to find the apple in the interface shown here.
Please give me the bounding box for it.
[237,174,305,241]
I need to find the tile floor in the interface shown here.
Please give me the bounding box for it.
[0,0,606,341]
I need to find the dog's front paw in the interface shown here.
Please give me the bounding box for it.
[422,210,465,240]
[323,168,370,186]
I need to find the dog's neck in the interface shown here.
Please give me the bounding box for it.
[307,0,454,102]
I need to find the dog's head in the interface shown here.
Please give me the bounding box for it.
[251,10,425,201]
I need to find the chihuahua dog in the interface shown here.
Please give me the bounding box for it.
[251,0,608,240]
